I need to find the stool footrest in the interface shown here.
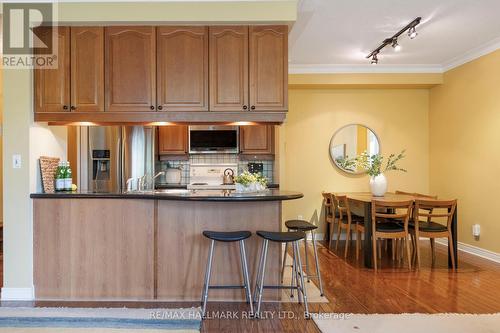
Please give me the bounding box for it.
[259,285,300,290]
[208,285,246,290]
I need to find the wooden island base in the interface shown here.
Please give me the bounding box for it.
[33,197,286,301]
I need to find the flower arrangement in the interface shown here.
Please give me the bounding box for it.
[234,170,268,193]
[354,150,407,176]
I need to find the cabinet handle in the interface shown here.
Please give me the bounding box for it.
[150,105,155,110]
[251,105,256,110]
[158,105,163,110]
[70,106,76,111]
[243,105,248,110]
[63,105,68,110]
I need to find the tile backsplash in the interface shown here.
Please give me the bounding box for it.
[156,154,274,185]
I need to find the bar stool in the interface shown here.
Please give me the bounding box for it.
[201,230,253,318]
[254,230,309,318]
[280,220,324,296]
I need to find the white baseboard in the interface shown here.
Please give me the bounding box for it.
[1,287,35,301]
[435,239,500,264]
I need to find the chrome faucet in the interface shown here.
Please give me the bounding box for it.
[152,171,165,181]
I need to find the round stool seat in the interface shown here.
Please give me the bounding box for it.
[256,230,306,243]
[203,230,252,242]
[285,219,318,231]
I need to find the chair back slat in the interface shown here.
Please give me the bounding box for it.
[414,199,457,230]
[371,199,413,232]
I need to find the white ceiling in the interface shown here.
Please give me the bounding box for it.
[289,0,500,72]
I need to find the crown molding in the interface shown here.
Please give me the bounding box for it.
[442,36,500,72]
[289,64,444,74]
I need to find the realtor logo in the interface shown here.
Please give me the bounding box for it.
[2,2,58,68]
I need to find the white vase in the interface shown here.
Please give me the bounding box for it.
[370,174,387,197]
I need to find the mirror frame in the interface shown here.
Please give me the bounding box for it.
[329,124,381,175]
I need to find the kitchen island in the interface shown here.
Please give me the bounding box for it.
[31,190,302,301]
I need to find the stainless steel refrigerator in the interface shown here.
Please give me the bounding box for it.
[80,126,155,192]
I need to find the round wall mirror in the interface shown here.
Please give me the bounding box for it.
[329,124,380,174]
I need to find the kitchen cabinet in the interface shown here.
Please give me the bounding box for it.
[209,26,249,112]
[209,25,287,113]
[157,27,208,111]
[71,27,104,112]
[249,26,288,111]
[34,27,70,113]
[158,126,188,156]
[105,26,156,112]
[240,125,274,156]
[34,25,289,123]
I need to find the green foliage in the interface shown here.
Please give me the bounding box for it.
[234,170,268,186]
[335,156,357,172]
[355,150,407,177]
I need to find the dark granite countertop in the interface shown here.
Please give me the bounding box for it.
[30,189,301,202]
[154,183,280,189]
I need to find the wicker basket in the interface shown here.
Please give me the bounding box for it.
[39,156,60,193]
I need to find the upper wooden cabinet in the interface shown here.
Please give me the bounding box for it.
[158,126,188,155]
[157,27,208,112]
[240,125,274,155]
[34,25,288,122]
[71,27,104,112]
[34,27,70,113]
[105,27,156,112]
[209,26,249,112]
[249,26,288,111]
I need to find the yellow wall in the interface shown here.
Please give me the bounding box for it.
[429,50,500,253]
[281,88,430,236]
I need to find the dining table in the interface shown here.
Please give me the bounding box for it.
[334,192,458,269]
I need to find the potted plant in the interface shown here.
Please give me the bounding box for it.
[355,150,407,196]
[234,171,268,193]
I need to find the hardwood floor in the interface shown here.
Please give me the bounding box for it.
[1,240,499,332]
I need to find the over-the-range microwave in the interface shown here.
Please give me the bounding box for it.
[188,125,239,154]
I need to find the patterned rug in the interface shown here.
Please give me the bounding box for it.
[0,307,201,332]
[312,313,500,333]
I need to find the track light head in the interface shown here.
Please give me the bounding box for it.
[408,26,418,39]
[371,53,378,65]
[392,39,402,52]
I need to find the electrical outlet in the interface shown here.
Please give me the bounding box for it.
[13,154,22,169]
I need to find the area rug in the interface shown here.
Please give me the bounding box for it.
[312,313,500,333]
[281,254,329,303]
[0,307,201,332]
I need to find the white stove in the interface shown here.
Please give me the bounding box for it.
[187,164,238,190]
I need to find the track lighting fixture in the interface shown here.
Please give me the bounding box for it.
[408,26,418,39]
[366,17,421,64]
[392,38,402,52]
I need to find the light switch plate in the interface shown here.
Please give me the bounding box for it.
[13,154,22,169]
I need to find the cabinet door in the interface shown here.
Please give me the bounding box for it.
[240,125,274,155]
[249,26,288,111]
[34,27,70,113]
[209,26,248,112]
[158,126,188,155]
[105,27,156,112]
[71,27,104,112]
[157,27,208,112]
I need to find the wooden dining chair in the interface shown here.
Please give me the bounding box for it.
[331,195,365,259]
[371,200,413,271]
[411,199,457,269]
[322,192,334,244]
[395,191,439,261]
